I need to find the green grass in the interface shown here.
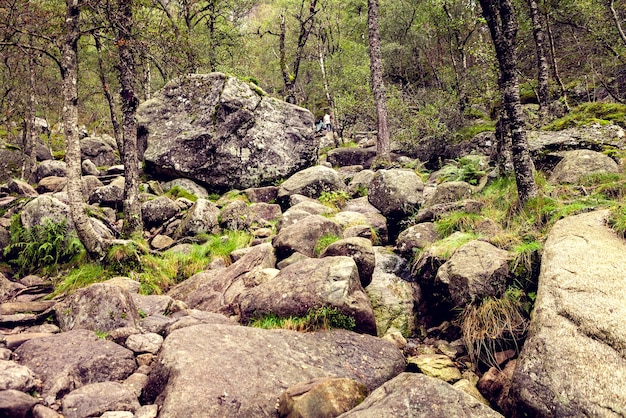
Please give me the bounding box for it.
[248,306,356,332]
[543,102,626,131]
[50,263,110,298]
[319,190,350,211]
[434,212,483,238]
[314,233,342,256]
[455,122,495,142]
[165,185,198,202]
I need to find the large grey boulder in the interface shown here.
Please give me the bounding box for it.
[80,136,120,167]
[366,248,418,338]
[174,198,220,238]
[273,214,342,258]
[142,324,405,417]
[139,73,317,190]
[436,240,512,307]
[548,149,619,184]
[0,360,37,392]
[509,210,626,417]
[338,372,503,417]
[20,195,70,229]
[238,256,377,335]
[0,389,38,418]
[53,283,140,332]
[368,169,424,219]
[277,165,346,204]
[141,196,179,229]
[320,237,375,287]
[14,329,136,403]
[61,381,140,418]
[35,160,67,182]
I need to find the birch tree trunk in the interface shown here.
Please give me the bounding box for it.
[527,0,550,117]
[367,0,390,163]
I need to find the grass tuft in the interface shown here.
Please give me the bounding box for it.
[248,306,356,332]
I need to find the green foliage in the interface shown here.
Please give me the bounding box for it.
[434,212,483,237]
[543,102,626,131]
[94,330,109,340]
[609,204,626,238]
[314,233,342,256]
[165,186,198,202]
[438,155,487,185]
[458,288,530,368]
[248,305,356,332]
[50,263,109,297]
[455,122,495,142]
[318,190,350,210]
[4,216,85,276]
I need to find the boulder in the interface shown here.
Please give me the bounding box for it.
[406,354,462,383]
[0,273,25,302]
[338,372,503,417]
[243,185,279,203]
[140,73,317,190]
[174,198,220,238]
[238,256,377,335]
[320,237,375,287]
[20,195,69,229]
[162,178,209,200]
[278,377,368,418]
[14,329,136,403]
[0,360,37,392]
[89,176,124,208]
[395,222,439,257]
[7,178,38,197]
[277,165,345,204]
[142,324,405,417]
[61,381,140,418]
[141,196,179,229]
[81,159,99,176]
[0,389,38,418]
[368,169,424,219]
[184,242,276,313]
[53,283,140,332]
[509,210,626,417]
[273,214,342,258]
[347,169,375,197]
[219,200,281,230]
[0,148,28,183]
[548,149,619,184]
[436,240,512,307]
[425,181,473,206]
[366,248,418,338]
[80,136,120,167]
[36,176,67,194]
[34,160,67,182]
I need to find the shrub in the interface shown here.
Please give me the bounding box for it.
[438,155,487,186]
[248,306,356,332]
[319,190,350,211]
[4,216,85,276]
[314,233,341,256]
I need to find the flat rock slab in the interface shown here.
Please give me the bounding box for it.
[13,329,136,403]
[339,372,503,417]
[510,210,626,417]
[143,324,405,417]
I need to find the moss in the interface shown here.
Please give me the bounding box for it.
[543,102,626,131]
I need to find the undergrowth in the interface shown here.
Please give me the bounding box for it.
[543,102,626,130]
[248,306,356,332]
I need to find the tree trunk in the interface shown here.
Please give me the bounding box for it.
[116,0,143,238]
[24,43,37,182]
[62,0,105,257]
[367,0,390,162]
[479,0,537,204]
[527,0,550,116]
[609,0,626,47]
[545,12,569,110]
[94,32,123,153]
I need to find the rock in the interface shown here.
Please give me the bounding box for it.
[238,256,377,335]
[407,354,462,383]
[174,198,220,238]
[366,248,418,338]
[80,175,104,200]
[0,389,38,418]
[134,404,159,418]
[81,159,99,176]
[0,273,25,302]
[509,210,626,417]
[34,160,67,182]
[36,176,67,194]
[103,276,141,294]
[326,147,377,168]
[141,196,179,229]
[162,178,209,200]
[0,148,28,183]
[0,360,37,392]
[425,180,473,206]
[548,149,619,184]
[395,222,439,257]
[61,381,140,418]
[273,214,342,258]
[338,372,503,417]
[368,169,424,219]
[20,195,69,229]
[14,329,136,403]
[132,294,174,316]
[243,185,278,203]
[219,200,281,230]
[123,372,149,398]
[320,237,375,287]
[436,240,512,307]
[80,136,120,167]
[278,377,368,418]
[89,176,124,208]
[347,170,375,197]
[150,234,174,250]
[53,283,139,332]
[7,178,38,197]
[477,361,516,412]
[142,324,405,417]
[32,404,63,418]
[140,73,317,190]
[277,165,346,204]
[125,333,164,354]
[185,242,276,313]
[453,378,491,407]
